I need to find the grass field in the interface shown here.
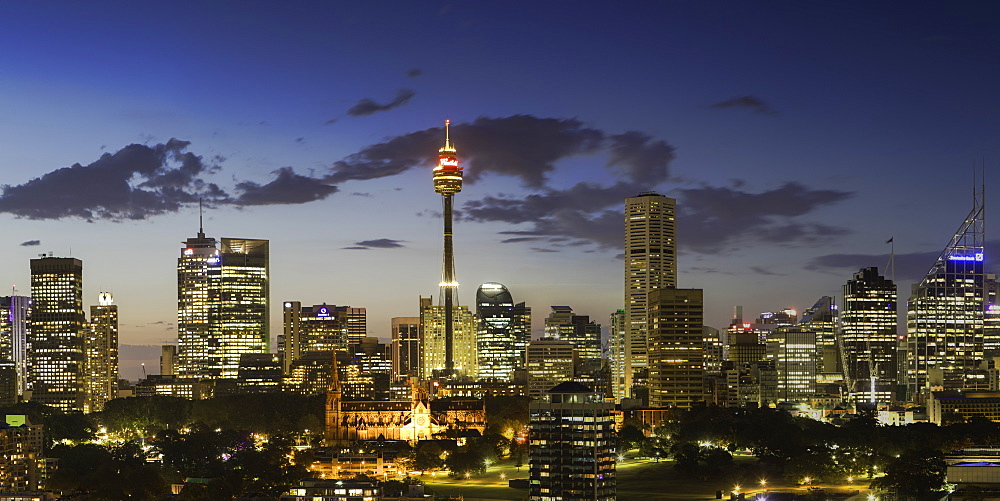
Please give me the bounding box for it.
[420,457,871,501]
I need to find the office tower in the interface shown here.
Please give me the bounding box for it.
[703,326,724,373]
[340,338,393,400]
[419,296,477,379]
[160,345,176,376]
[176,222,269,380]
[84,292,118,412]
[647,288,703,409]
[528,382,615,501]
[0,296,30,396]
[985,274,1000,354]
[237,353,282,393]
[433,120,463,375]
[799,296,838,373]
[609,309,626,399]
[281,302,366,373]
[544,306,602,371]
[391,317,420,379]
[622,193,676,400]
[767,326,817,403]
[907,190,985,401]
[29,256,85,412]
[526,339,577,398]
[0,362,15,406]
[842,267,897,404]
[476,283,531,382]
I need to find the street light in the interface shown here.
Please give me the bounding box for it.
[759,479,767,487]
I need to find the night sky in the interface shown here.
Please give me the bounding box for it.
[1,2,998,377]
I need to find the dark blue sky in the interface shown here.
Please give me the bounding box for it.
[1,2,998,374]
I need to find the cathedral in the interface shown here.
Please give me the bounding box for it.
[324,356,487,444]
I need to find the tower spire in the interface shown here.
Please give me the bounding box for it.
[198,198,205,239]
[432,120,464,376]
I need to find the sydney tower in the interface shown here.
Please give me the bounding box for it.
[433,120,463,376]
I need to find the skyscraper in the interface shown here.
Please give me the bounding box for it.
[433,120,463,376]
[841,267,897,404]
[799,296,838,373]
[29,256,85,412]
[907,189,985,401]
[0,296,30,397]
[391,317,420,379]
[419,296,477,379]
[544,306,602,371]
[281,302,365,373]
[621,193,676,401]
[476,283,531,381]
[647,288,703,409]
[84,292,118,412]
[526,339,577,398]
[176,222,269,380]
[528,382,616,501]
[767,326,817,403]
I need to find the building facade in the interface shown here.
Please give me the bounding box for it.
[0,296,30,398]
[29,257,85,412]
[544,306,601,371]
[84,292,118,412]
[767,326,817,403]
[282,302,365,373]
[528,382,615,501]
[621,193,677,401]
[476,283,531,382]
[526,339,577,399]
[647,288,703,409]
[842,267,898,404]
[176,230,269,380]
[419,296,477,379]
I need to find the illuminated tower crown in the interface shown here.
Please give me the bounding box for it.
[433,120,463,195]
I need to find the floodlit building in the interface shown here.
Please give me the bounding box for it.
[84,292,118,412]
[907,190,985,401]
[281,302,365,373]
[841,267,897,404]
[0,296,30,397]
[800,296,838,373]
[0,415,44,492]
[526,339,577,399]
[28,256,85,412]
[544,306,601,371]
[476,283,531,382]
[620,193,677,401]
[419,296,477,379]
[767,326,817,403]
[528,382,616,501]
[390,317,420,379]
[647,288,704,409]
[176,227,270,380]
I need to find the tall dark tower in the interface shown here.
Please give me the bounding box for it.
[434,120,463,375]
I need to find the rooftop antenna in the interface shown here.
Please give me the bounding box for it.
[198,198,205,238]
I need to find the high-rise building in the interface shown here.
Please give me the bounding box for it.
[0,296,30,397]
[176,224,270,380]
[528,382,615,501]
[391,317,420,379]
[0,415,45,492]
[767,326,817,403]
[160,345,176,376]
[476,283,531,382]
[907,190,985,401]
[29,256,85,412]
[799,296,838,373]
[842,267,897,404]
[647,288,703,409]
[419,296,477,379]
[525,339,577,398]
[84,292,118,412]
[433,120,463,376]
[544,306,601,371]
[281,302,365,373]
[622,193,676,400]
[609,309,626,398]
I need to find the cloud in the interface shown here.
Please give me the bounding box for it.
[0,139,226,221]
[19,240,40,246]
[710,95,778,115]
[677,183,853,253]
[406,68,423,78]
[346,89,416,116]
[233,167,338,205]
[328,115,611,188]
[750,266,786,276]
[804,241,1000,283]
[344,238,406,250]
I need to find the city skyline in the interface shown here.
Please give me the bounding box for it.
[0,3,998,378]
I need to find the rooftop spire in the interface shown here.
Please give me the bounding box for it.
[198,198,205,238]
[439,119,456,154]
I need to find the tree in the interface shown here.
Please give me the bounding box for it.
[871,449,946,500]
[618,424,647,453]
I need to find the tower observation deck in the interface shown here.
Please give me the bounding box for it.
[434,120,463,375]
